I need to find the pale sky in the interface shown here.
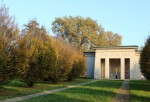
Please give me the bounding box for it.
[1,0,150,46]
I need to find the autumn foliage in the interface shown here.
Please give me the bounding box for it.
[0,5,19,85]
[0,5,122,87]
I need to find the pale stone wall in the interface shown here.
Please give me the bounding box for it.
[130,52,141,79]
[85,53,95,78]
[93,48,142,80]
[85,46,143,80]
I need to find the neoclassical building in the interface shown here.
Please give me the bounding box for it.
[85,46,143,80]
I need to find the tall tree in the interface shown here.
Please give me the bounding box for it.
[18,20,57,87]
[140,35,150,81]
[98,28,107,46]
[52,16,101,51]
[52,16,122,51]
[0,5,19,85]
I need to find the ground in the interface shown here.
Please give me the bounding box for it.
[0,79,150,102]
[130,80,150,102]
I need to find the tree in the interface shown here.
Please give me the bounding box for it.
[18,20,57,87]
[0,5,19,85]
[52,16,101,51]
[51,38,77,82]
[52,16,122,51]
[98,28,107,46]
[105,31,122,46]
[140,35,150,81]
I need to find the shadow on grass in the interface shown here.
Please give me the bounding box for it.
[130,80,150,92]
[130,80,150,102]
[23,93,89,102]
[83,80,123,89]
[131,94,150,102]
[23,80,122,102]
[23,86,117,102]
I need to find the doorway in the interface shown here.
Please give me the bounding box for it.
[101,59,105,78]
[125,59,130,79]
[109,59,121,79]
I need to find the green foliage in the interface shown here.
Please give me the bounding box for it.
[0,5,18,85]
[140,36,150,80]
[67,59,85,81]
[52,16,122,51]
[48,38,86,83]
[52,16,100,50]
[0,37,13,85]
[17,20,57,87]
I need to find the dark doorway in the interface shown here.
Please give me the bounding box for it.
[109,59,121,79]
[125,59,130,79]
[101,59,105,78]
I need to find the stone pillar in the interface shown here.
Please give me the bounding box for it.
[105,58,109,79]
[130,58,134,79]
[121,58,125,79]
[94,52,101,79]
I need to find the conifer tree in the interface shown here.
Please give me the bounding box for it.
[140,35,150,80]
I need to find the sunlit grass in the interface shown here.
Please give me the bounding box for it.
[22,80,123,102]
[130,80,150,102]
[0,78,92,101]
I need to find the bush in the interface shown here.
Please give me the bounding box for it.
[67,56,85,81]
[52,38,86,82]
[140,35,150,81]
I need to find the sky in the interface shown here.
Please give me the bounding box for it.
[1,0,150,47]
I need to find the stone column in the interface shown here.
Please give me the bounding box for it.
[130,58,134,79]
[105,58,109,79]
[121,58,125,79]
[94,52,101,79]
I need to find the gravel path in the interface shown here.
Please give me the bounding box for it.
[114,80,130,102]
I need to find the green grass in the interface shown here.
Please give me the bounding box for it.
[130,80,150,102]
[22,80,123,102]
[0,78,92,101]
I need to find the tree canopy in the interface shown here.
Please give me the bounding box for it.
[52,16,122,51]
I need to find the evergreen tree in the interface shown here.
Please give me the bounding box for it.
[140,35,150,80]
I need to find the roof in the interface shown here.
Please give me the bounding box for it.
[84,51,95,53]
[93,45,138,50]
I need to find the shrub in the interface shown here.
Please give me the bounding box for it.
[67,55,85,81]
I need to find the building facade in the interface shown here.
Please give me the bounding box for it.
[85,46,143,80]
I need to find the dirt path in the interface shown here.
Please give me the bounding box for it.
[114,80,130,102]
[0,80,98,102]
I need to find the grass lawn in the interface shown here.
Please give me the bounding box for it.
[22,80,123,102]
[0,78,92,101]
[130,80,150,102]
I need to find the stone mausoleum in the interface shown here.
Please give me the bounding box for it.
[84,46,143,80]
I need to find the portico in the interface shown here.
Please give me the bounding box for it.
[85,46,142,80]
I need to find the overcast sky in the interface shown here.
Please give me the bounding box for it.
[1,0,150,46]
